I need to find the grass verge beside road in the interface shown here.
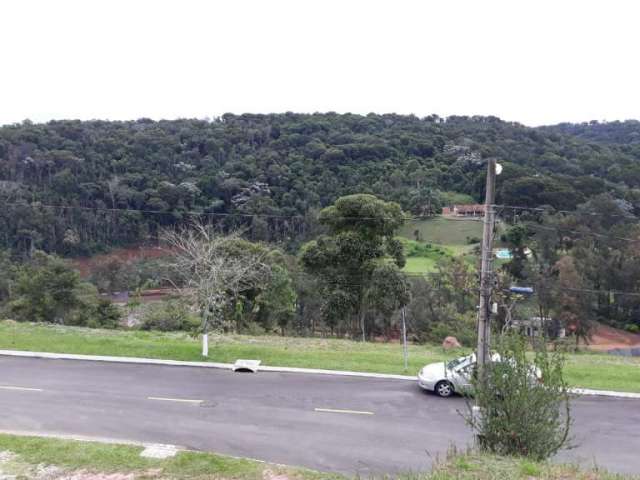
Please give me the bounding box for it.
[0,433,335,480]
[0,321,638,393]
[423,451,636,480]
[0,433,634,480]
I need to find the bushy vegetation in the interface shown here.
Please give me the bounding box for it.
[139,298,199,332]
[467,335,572,461]
[416,449,634,480]
[1,250,120,328]
[499,194,640,337]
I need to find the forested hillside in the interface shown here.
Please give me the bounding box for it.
[543,120,640,145]
[2,114,640,255]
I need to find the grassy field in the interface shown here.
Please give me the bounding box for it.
[0,433,336,480]
[404,256,439,273]
[399,217,484,246]
[401,238,452,273]
[398,218,484,273]
[0,321,458,375]
[0,321,638,392]
[0,433,633,480]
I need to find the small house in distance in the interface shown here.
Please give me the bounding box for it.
[510,316,565,339]
[442,204,485,217]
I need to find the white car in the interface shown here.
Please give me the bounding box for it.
[417,353,500,397]
[418,353,542,397]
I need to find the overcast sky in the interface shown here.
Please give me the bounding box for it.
[1,0,638,127]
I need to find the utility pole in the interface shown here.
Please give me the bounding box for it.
[477,158,497,376]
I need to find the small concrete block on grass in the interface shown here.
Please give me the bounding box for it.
[139,444,179,459]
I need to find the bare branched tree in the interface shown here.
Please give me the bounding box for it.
[162,222,271,356]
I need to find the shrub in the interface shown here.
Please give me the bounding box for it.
[140,299,199,331]
[66,283,122,329]
[625,323,639,334]
[430,319,476,347]
[84,298,122,329]
[466,334,572,460]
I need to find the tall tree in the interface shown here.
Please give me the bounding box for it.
[300,194,406,339]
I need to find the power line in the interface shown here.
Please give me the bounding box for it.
[0,200,490,223]
[523,222,640,244]
[498,204,638,220]
[560,286,640,298]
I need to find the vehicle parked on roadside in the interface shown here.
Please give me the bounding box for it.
[418,353,541,397]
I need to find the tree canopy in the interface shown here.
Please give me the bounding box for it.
[2,114,640,255]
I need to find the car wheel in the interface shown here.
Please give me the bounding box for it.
[435,380,454,398]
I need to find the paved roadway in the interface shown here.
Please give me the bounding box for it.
[0,356,639,476]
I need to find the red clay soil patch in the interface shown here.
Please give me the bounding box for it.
[72,245,172,278]
[586,323,640,351]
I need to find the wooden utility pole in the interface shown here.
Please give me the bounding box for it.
[477,158,497,375]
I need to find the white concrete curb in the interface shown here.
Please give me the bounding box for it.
[259,364,415,380]
[0,349,415,380]
[569,388,640,399]
[1,349,638,398]
[0,349,232,370]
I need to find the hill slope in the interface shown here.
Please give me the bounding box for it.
[1,114,639,254]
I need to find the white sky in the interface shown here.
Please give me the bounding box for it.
[1,0,638,127]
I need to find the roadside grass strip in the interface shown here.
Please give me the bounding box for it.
[0,432,635,479]
[0,432,339,480]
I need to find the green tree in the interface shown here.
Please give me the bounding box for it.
[555,256,593,345]
[9,251,82,323]
[366,264,411,339]
[501,224,530,280]
[300,194,405,339]
[256,265,296,335]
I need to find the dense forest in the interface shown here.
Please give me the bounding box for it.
[2,114,640,338]
[2,114,640,255]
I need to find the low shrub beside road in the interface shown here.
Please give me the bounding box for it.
[0,321,638,393]
[416,450,636,480]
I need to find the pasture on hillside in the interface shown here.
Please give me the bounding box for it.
[398,217,485,273]
[399,217,484,246]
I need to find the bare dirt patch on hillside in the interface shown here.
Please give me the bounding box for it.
[72,245,170,278]
[586,323,640,351]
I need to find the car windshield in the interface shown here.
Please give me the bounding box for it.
[446,356,471,370]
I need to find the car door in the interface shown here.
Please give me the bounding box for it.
[450,362,474,393]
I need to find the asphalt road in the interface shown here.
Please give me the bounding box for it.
[0,357,639,476]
